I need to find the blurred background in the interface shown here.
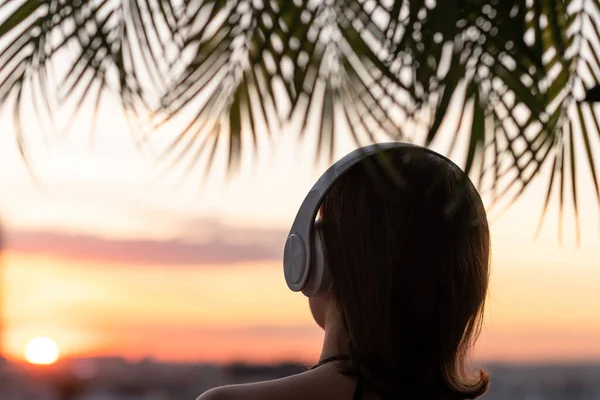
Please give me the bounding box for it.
[0,104,599,399]
[0,0,600,399]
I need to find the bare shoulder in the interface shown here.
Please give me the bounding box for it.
[196,371,315,400]
[197,365,356,400]
[197,385,235,400]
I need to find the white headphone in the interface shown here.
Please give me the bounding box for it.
[283,141,447,297]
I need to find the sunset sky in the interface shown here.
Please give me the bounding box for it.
[1,91,599,366]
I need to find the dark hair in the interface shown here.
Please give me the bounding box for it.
[319,148,490,399]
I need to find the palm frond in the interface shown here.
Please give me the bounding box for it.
[1,0,600,239]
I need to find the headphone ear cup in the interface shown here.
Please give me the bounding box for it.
[302,224,333,297]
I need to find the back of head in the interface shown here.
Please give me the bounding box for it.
[319,148,490,399]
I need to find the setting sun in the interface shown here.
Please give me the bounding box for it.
[25,337,60,365]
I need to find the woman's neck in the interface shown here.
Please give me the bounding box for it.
[318,304,349,361]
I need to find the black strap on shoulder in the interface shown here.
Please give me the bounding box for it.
[308,354,351,370]
[308,354,365,400]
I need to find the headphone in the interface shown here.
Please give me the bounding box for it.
[283,141,459,297]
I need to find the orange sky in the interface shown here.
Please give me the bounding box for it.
[1,100,600,365]
[3,238,600,364]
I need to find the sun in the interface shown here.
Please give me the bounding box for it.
[25,337,60,365]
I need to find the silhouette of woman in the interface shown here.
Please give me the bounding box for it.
[200,143,490,400]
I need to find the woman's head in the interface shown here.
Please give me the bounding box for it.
[311,147,490,399]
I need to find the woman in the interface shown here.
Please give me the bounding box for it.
[199,144,491,399]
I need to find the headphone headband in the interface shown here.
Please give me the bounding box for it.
[283,142,425,293]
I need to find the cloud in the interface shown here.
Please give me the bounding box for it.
[72,320,321,339]
[5,220,288,266]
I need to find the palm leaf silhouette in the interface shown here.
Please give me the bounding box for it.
[0,0,599,240]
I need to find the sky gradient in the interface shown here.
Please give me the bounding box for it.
[1,96,600,365]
